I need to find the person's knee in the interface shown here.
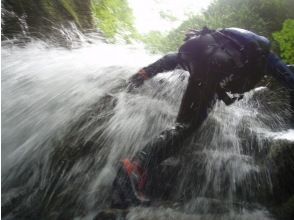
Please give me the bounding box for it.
[160,123,190,140]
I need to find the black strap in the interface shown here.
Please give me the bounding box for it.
[211,31,248,68]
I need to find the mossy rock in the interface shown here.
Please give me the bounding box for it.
[2,0,94,39]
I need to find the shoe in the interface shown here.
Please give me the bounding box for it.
[111,159,150,208]
[121,159,149,202]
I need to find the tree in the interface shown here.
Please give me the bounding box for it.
[273,19,294,64]
[141,31,167,54]
[144,0,294,53]
[91,0,137,42]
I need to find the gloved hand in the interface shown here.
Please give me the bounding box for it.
[127,69,149,91]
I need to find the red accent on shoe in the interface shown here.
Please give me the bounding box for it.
[122,159,135,176]
[122,159,147,191]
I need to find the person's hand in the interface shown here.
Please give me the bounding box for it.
[127,69,149,92]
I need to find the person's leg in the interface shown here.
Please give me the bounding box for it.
[134,77,217,171]
[111,78,216,206]
[290,90,294,125]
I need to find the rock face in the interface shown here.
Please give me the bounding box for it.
[2,0,94,39]
[146,138,294,220]
[268,140,294,220]
[143,88,294,220]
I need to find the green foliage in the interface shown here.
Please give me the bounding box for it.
[91,0,137,42]
[60,0,81,27]
[42,0,60,19]
[39,0,94,29]
[273,19,294,64]
[140,31,167,54]
[144,0,294,53]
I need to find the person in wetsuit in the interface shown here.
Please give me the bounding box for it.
[111,27,294,208]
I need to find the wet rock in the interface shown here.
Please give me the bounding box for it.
[266,140,294,219]
[2,0,95,43]
[272,196,294,220]
[93,209,128,220]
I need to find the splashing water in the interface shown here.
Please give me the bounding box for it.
[2,34,293,220]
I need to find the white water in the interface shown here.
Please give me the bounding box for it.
[2,39,157,168]
[2,36,293,220]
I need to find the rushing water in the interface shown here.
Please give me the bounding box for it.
[1,34,294,220]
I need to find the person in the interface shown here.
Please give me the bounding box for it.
[111,27,294,208]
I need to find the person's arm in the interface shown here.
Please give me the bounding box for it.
[266,53,294,123]
[129,53,179,88]
[266,53,294,90]
[287,65,294,124]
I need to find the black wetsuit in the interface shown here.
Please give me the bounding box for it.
[133,28,294,176]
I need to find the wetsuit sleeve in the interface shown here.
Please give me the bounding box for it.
[128,53,180,89]
[266,53,294,90]
[266,53,294,123]
[142,53,179,78]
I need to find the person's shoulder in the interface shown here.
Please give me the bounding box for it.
[223,27,271,49]
[223,27,256,35]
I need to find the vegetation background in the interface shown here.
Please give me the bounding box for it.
[2,0,294,63]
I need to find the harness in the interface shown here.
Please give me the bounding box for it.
[179,27,271,104]
[211,30,248,68]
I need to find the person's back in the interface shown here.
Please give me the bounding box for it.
[178,27,271,94]
[220,28,270,92]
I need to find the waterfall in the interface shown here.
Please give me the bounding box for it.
[2,34,293,220]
